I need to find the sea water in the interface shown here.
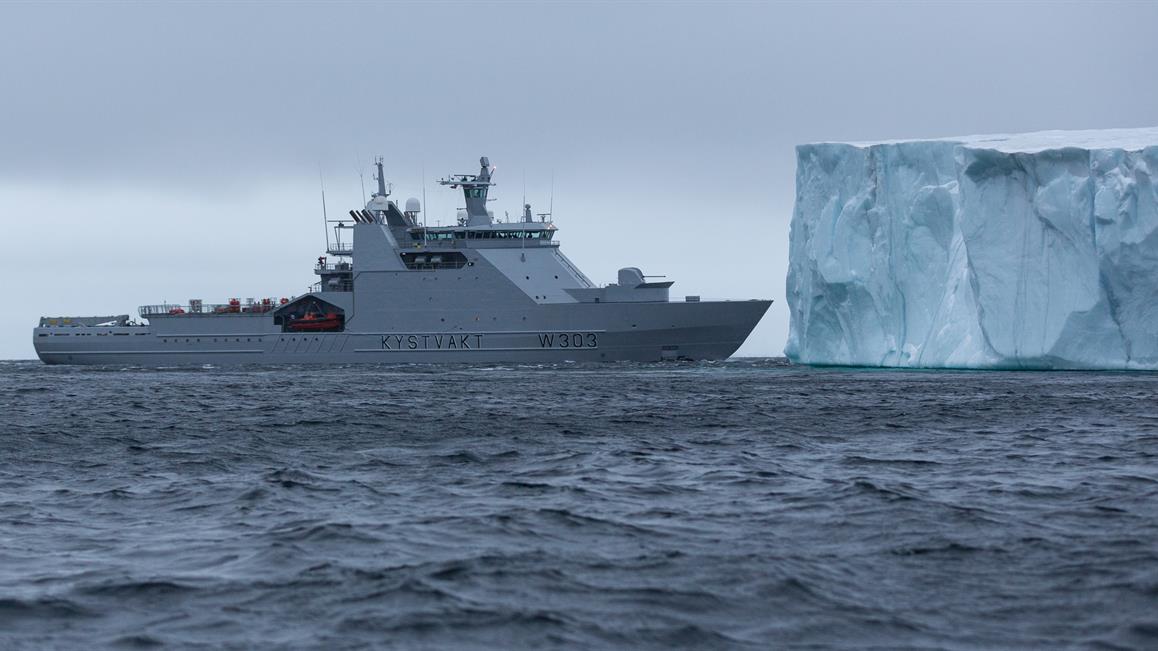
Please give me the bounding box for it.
[1,360,1156,649]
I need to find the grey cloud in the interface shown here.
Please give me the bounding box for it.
[2,1,1156,359]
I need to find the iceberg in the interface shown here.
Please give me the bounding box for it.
[785,128,1158,369]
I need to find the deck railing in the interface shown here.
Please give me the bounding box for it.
[139,301,289,317]
[310,281,354,293]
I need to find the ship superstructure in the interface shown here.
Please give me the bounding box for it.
[34,157,770,364]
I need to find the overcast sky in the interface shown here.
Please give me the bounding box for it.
[2,1,1156,360]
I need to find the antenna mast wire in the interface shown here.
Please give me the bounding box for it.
[357,154,366,204]
[319,168,330,251]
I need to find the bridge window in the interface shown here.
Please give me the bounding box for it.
[411,230,457,241]
[460,229,555,240]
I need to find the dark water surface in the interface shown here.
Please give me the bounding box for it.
[2,359,1157,649]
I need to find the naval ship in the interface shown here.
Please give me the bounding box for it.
[34,157,770,365]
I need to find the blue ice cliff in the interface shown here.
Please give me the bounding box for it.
[785,128,1158,369]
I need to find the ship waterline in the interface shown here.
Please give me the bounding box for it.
[34,156,770,365]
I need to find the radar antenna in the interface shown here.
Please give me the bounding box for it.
[439,155,496,226]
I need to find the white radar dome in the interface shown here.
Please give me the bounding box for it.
[365,195,391,212]
[405,198,421,213]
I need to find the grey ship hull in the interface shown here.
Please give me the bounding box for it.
[34,300,771,366]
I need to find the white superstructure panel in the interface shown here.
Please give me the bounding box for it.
[476,248,583,303]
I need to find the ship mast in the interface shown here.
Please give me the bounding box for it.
[439,156,495,226]
[373,156,390,198]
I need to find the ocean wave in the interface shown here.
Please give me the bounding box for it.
[2,361,1157,647]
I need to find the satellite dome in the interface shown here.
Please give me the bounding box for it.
[405,198,421,213]
[365,195,391,212]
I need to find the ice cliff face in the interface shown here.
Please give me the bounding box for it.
[785,128,1158,369]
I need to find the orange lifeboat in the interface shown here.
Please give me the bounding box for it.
[286,312,342,332]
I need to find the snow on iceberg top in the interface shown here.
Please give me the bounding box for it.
[833,127,1158,153]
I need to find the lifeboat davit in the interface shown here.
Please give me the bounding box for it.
[286,312,342,332]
